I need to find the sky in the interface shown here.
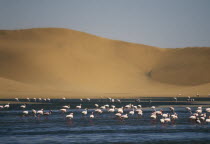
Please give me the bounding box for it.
[0,0,210,48]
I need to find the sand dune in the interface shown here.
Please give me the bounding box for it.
[0,28,210,98]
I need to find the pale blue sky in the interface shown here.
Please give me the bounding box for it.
[0,0,210,48]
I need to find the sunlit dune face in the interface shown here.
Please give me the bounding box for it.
[0,28,209,98]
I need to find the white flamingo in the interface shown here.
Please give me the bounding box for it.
[32,109,36,116]
[66,113,74,119]
[137,105,142,108]
[150,113,157,120]
[117,107,124,114]
[20,104,26,109]
[4,103,10,108]
[26,98,30,102]
[44,110,52,116]
[115,113,122,117]
[63,105,70,109]
[23,110,29,116]
[33,98,37,102]
[206,116,210,123]
[95,109,103,114]
[82,108,88,115]
[137,111,143,117]
[90,112,94,119]
[47,98,51,102]
[205,108,210,113]
[76,104,82,109]
[60,109,67,113]
[95,104,99,108]
[151,106,156,111]
[37,109,44,115]
[108,108,115,113]
[121,114,128,119]
[129,109,135,115]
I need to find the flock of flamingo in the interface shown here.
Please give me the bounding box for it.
[0,97,210,125]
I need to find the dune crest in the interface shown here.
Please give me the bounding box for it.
[0,28,210,98]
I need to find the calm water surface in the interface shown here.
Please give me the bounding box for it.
[0,97,210,144]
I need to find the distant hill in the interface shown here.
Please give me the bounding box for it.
[0,28,209,98]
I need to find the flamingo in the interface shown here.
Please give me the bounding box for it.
[111,99,115,103]
[4,103,10,108]
[169,107,175,112]
[32,109,36,116]
[171,113,178,120]
[150,112,157,120]
[22,110,29,116]
[44,110,52,116]
[195,118,201,124]
[94,104,99,108]
[196,109,202,114]
[136,109,142,113]
[33,98,37,102]
[82,108,88,116]
[108,108,115,113]
[137,111,143,117]
[129,109,135,115]
[205,108,210,113]
[125,104,132,109]
[117,107,124,114]
[198,106,202,110]
[86,98,90,102]
[60,109,67,113]
[100,105,106,109]
[162,113,169,118]
[116,99,121,103]
[37,109,44,115]
[115,113,122,117]
[151,106,156,111]
[104,104,109,109]
[108,97,112,102]
[186,107,192,113]
[164,118,171,123]
[15,98,19,102]
[76,104,82,109]
[26,98,30,102]
[200,116,206,122]
[111,105,116,109]
[47,98,51,102]
[137,105,142,108]
[66,113,74,119]
[135,99,140,102]
[95,109,103,114]
[20,104,26,109]
[121,114,128,119]
[90,112,94,119]
[206,116,210,123]
[160,118,165,124]
[63,105,70,109]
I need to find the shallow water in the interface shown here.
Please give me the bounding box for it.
[0,97,210,144]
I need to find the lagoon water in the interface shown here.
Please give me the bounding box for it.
[0,97,210,144]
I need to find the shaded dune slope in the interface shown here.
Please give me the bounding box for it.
[0,28,210,98]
